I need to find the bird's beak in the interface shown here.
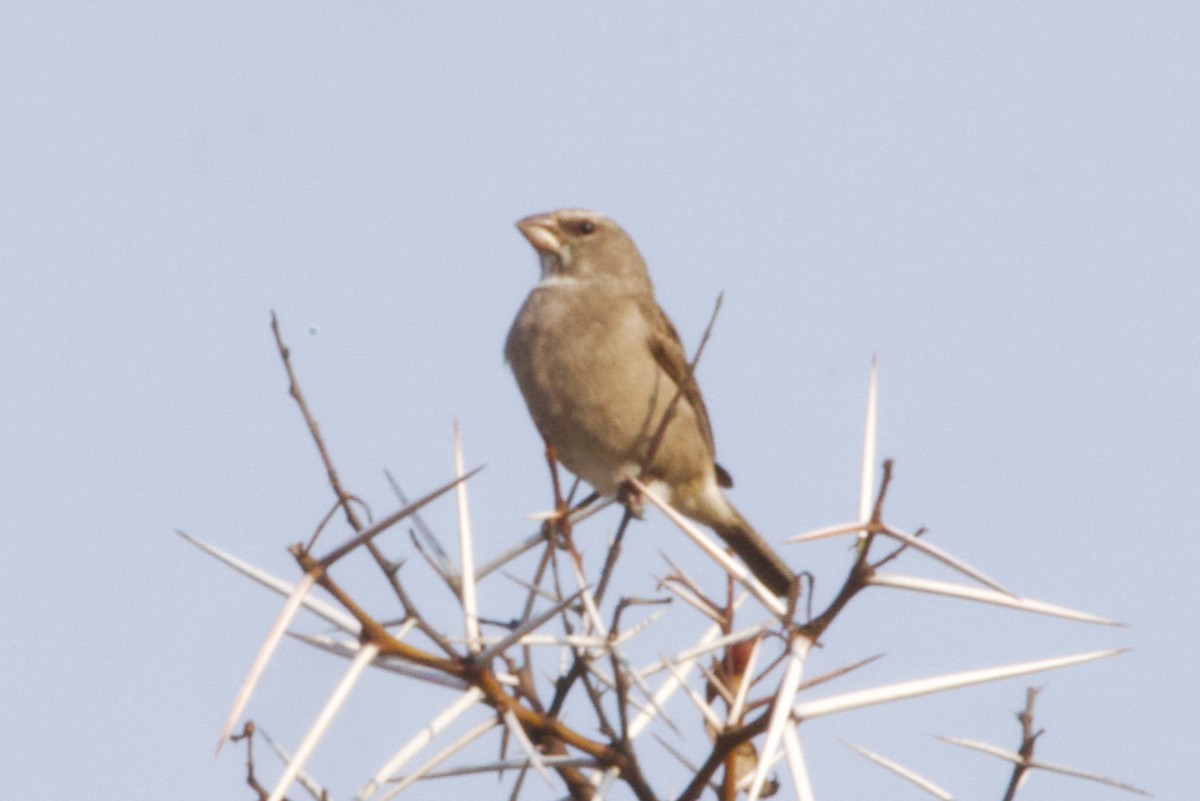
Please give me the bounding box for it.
[516,214,562,256]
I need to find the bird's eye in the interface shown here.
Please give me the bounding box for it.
[575,219,596,235]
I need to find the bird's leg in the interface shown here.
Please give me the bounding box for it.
[542,439,573,537]
[616,479,646,520]
[570,490,600,516]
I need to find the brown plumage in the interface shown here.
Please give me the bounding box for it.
[504,209,792,596]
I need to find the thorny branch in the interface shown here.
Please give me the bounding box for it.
[1002,687,1045,801]
[804,459,895,639]
[269,318,657,801]
[217,315,1128,801]
[263,312,894,801]
[231,722,272,801]
[271,311,362,536]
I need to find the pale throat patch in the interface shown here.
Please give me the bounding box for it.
[537,273,583,289]
[537,245,573,281]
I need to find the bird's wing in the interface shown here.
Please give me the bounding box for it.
[641,297,732,486]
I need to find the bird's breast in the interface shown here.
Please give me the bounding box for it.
[505,285,663,494]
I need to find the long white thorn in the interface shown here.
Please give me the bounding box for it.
[782,727,815,801]
[726,636,763,726]
[565,553,607,637]
[661,653,725,731]
[626,620,727,741]
[377,718,499,801]
[638,621,770,680]
[453,421,481,653]
[747,635,812,801]
[179,531,358,632]
[502,709,555,787]
[869,572,1122,625]
[795,649,1128,721]
[787,520,871,544]
[216,570,319,753]
[698,660,734,708]
[657,574,726,625]
[879,524,1013,595]
[842,740,955,799]
[411,754,598,780]
[937,737,1151,796]
[475,591,581,662]
[629,477,785,615]
[258,727,327,800]
[593,768,619,800]
[613,607,668,647]
[292,632,468,689]
[356,687,485,800]
[266,642,380,801]
[859,356,879,528]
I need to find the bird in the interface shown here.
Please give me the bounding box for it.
[504,208,793,597]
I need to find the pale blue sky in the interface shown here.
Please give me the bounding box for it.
[2,3,1195,799]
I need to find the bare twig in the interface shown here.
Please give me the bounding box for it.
[1001,686,1044,801]
[271,311,362,535]
[209,329,1131,801]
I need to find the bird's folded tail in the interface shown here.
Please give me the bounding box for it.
[712,512,793,598]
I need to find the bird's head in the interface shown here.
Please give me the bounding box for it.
[516,209,651,290]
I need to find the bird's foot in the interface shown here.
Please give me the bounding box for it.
[543,501,573,539]
[617,480,646,520]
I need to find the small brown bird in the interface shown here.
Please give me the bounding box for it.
[504,209,793,596]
